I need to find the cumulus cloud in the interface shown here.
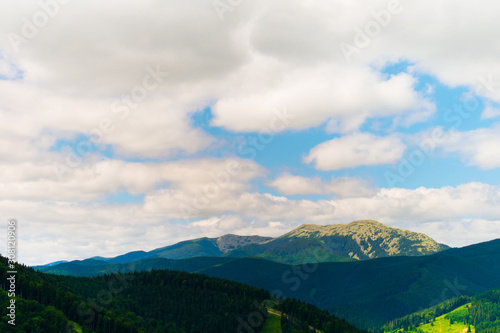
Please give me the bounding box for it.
[211,63,434,133]
[426,124,500,169]
[305,132,406,170]
[268,174,377,198]
[325,182,500,246]
[0,0,436,138]
[341,1,500,96]
[0,158,264,201]
[1,0,499,138]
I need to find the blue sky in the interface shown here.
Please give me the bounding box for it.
[1,0,500,265]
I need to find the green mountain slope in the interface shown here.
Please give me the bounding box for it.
[382,288,500,332]
[390,303,475,333]
[224,237,357,264]
[225,220,449,264]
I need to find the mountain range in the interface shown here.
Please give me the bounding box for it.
[38,220,450,268]
[86,234,273,264]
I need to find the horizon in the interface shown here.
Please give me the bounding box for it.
[30,220,500,267]
[2,1,500,265]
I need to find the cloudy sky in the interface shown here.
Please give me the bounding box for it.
[2,0,500,265]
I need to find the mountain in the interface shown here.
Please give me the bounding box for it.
[149,234,273,259]
[34,260,69,268]
[72,234,273,265]
[282,220,449,258]
[1,255,365,333]
[63,220,449,266]
[224,220,450,264]
[38,238,500,330]
[37,256,237,277]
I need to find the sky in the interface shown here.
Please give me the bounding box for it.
[1,0,500,265]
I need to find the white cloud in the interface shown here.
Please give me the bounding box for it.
[330,183,500,223]
[481,102,500,119]
[324,177,378,198]
[211,63,434,133]
[0,158,264,202]
[268,174,325,196]
[346,1,500,96]
[0,0,436,139]
[325,182,500,247]
[410,219,500,248]
[1,0,499,140]
[428,124,500,169]
[0,1,248,94]
[268,174,377,198]
[305,132,406,170]
[0,81,214,160]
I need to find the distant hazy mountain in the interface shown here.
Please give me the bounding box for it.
[225,220,449,264]
[73,234,273,265]
[33,260,69,268]
[150,234,273,259]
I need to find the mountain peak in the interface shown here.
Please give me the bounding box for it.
[285,220,391,238]
[295,219,387,232]
[282,220,449,259]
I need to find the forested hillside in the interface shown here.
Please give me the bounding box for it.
[1,255,365,332]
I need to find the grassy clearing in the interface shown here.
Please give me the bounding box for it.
[391,304,475,333]
[260,311,281,333]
